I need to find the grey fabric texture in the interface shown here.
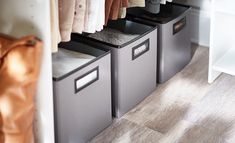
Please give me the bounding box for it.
[144,0,161,14]
[88,28,139,46]
[52,48,95,78]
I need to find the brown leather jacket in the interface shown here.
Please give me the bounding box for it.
[0,35,42,143]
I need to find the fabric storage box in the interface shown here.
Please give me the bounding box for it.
[52,40,112,143]
[127,3,192,83]
[74,19,157,118]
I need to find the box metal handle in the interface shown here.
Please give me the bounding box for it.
[132,39,150,60]
[74,67,99,93]
[173,17,186,35]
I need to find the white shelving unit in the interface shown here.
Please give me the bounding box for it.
[0,0,55,143]
[213,48,235,76]
[208,0,235,83]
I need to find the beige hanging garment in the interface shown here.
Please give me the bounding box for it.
[51,0,61,53]
[72,0,86,33]
[0,35,42,143]
[58,0,76,41]
[119,7,126,19]
[128,0,145,7]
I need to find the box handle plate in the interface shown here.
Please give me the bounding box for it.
[74,67,99,93]
[132,39,150,60]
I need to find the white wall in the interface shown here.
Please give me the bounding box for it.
[0,1,55,143]
[174,0,211,47]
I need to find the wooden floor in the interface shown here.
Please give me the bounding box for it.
[90,45,235,143]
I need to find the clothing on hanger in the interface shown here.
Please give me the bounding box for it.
[51,0,61,53]
[96,0,105,31]
[122,0,129,7]
[58,0,76,41]
[84,0,103,33]
[119,7,127,19]
[145,0,161,14]
[105,0,130,24]
[106,0,145,23]
[144,0,173,14]
[59,0,106,41]
[119,0,129,19]
[128,0,145,7]
[105,0,114,24]
[58,0,87,41]
[108,0,122,20]
[72,0,86,34]
[58,0,149,42]
[160,0,173,4]
[117,0,131,19]
[0,35,42,143]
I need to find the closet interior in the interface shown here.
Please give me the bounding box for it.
[0,0,235,143]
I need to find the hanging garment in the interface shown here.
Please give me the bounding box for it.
[105,0,129,24]
[128,0,145,7]
[84,0,104,33]
[58,0,87,41]
[118,0,146,19]
[72,0,86,33]
[59,0,105,37]
[160,0,173,4]
[108,0,121,20]
[119,7,127,19]
[105,0,114,24]
[0,35,42,143]
[122,0,129,7]
[96,0,105,31]
[51,0,61,53]
[118,0,129,19]
[58,0,76,41]
[145,0,161,14]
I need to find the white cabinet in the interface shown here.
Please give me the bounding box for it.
[0,0,55,143]
[209,0,235,83]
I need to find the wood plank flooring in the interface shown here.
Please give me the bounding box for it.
[90,45,235,143]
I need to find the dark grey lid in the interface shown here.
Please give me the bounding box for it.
[53,41,110,81]
[85,19,155,48]
[127,3,190,24]
[52,48,95,79]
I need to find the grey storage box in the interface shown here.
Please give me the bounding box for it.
[127,3,192,83]
[74,19,157,118]
[53,40,112,143]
